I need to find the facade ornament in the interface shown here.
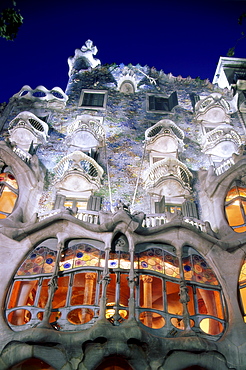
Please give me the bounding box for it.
[195,93,231,124]
[66,115,105,150]
[136,68,158,85]
[8,111,49,152]
[68,39,101,76]
[117,67,138,93]
[14,85,68,109]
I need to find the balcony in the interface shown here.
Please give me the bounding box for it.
[202,126,242,157]
[66,116,105,150]
[54,151,103,193]
[143,157,192,196]
[145,119,184,154]
[38,209,206,233]
[8,111,49,152]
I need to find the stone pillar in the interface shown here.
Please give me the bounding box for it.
[81,273,95,323]
[142,275,153,327]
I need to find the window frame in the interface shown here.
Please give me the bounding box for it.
[146,92,178,113]
[79,90,107,110]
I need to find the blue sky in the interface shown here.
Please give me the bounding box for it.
[0,0,246,103]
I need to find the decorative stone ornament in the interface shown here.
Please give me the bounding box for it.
[68,39,101,76]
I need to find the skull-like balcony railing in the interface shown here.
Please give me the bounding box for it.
[8,111,49,151]
[145,119,184,152]
[54,151,104,189]
[66,118,105,148]
[143,157,192,192]
[202,126,242,153]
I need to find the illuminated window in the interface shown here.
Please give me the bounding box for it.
[6,239,225,337]
[0,170,18,219]
[80,90,107,109]
[135,245,225,336]
[225,182,246,233]
[6,239,105,330]
[238,257,246,322]
[183,246,224,335]
[9,358,55,370]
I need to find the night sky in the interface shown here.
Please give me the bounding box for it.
[0,0,246,103]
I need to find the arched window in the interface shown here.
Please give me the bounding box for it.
[238,257,246,322]
[225,182,246,233]
[9,358,55,370]
[0,169,18,219]
[182,246,224,336]
[6,239,225,338]
[6,238,105,331]
[95,356,133,370]
[134,244,225,337]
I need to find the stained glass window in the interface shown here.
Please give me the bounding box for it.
[239,257,246,322]
[6,239,105,329]
[60,242,101,271]
[0,171,18,219]
[138,248,180,278]
[183,253,218,285]
[225,183,246,233]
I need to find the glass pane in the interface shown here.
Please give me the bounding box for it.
[8,309,31,326]
[120,274,130,307]
[9,357,55,370]
[191,254,218,285]
[64,200,73,208]
[238,187,246,198]
[225,201,244,227]
[108,252,119,268]
[225,186,239,201]
[52,276,69,308]
[74,245,100,269]
[240,286,246,315]
[139,248,164,274]
[200,318,223,335]
[60,243,100,271]
[106,273,116,305]
[139,311,165,329]
[17,245,57,276]
[197,288,224,319]
[70,272,96,306]
[119,252,131,269]
[166,281,182,315]
[60,246,75,271]
[166,282,194,316]
[164,251,180,278]
[76,200,87,210]
[0,172,18,189]
[234,226,246,233]
[0,187,17,214]
[140,275,163,310]
[183,255,193,280]
[67,308,94,325]
[38,278,49,308]
[239,260,246,284]
[8,280,38,308]
[42,250,56,274]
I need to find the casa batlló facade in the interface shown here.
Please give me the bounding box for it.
[0,40,246,369]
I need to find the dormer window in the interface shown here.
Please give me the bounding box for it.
[80,90,107,109]
[147,92,178,113]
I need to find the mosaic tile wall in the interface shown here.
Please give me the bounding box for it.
[0,62,243,216]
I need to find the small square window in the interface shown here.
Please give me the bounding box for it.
[80,90,107,109]
[147,91,178,113]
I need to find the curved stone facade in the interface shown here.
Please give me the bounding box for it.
[1,43,246,369]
